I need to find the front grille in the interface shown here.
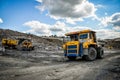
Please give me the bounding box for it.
[67,50,77,53]
[67,45,77,54]
[68,45,77,49]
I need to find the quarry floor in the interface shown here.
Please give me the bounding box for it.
[0,48,120,80]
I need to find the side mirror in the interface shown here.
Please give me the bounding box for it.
[62,37,67,43]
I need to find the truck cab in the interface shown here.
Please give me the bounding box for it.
[63,30,104,61]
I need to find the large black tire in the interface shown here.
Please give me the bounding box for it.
[82,55,87,60]
[68,56,76,60]
[97,48,104,59]
[86,47,97,61]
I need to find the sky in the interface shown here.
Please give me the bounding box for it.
[0,0,120,39]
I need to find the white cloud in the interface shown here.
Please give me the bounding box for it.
[36,0,97,24]
[100,17,111,27]
[100,12,120,28]
[23,20,67,36]
[95,4,105,8]
[105,12,108,15]
[110,13,120,27]
[23,20,120,39]
[50,21,66,32]
[66,18,76,25]
[113,26,120,31]
[23,20,92,36]
[95,29,120,39]
[23,20,51,36]
[52,25,120,39]
[70,26,91,32]
[66,18,83,24]
[36,0,42,3]
[0,18,3,23]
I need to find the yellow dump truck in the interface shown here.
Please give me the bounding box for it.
[63,30,104,61]
[2,38,34,51]
[2,38,18,49]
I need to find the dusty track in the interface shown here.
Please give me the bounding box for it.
[0,49,120,80]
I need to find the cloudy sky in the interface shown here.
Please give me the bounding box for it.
[0,0,120,39]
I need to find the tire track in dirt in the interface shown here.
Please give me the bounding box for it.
[0,50,120,80]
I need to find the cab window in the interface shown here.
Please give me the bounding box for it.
[79,34,88,39]
[70,35,78,41]
[89,32,96,42]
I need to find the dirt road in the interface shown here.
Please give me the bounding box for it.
[0,49,120,80]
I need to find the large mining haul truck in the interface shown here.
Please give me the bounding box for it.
[2,38,34,51]
[63,30,104,61]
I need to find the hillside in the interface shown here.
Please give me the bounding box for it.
[0,28,63,46]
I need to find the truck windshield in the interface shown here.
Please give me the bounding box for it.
[63,36,71,43]
[63,34,78,42]
[79,33,88,39]
[70,35,78,41]
[63,34,78,43]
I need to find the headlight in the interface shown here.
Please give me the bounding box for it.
[62,45,66,49]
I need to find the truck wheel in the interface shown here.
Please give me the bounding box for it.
[97,48,104,59]
[82,55,87,60]
[86,47,97,61]
[68,56,76,60]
